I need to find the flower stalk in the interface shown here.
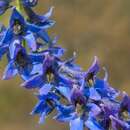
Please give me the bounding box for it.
[16,0,22,13]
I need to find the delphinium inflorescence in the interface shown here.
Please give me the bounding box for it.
[0,0,130,130]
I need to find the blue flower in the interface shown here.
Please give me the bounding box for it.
[24,6,55,27]
[55,83,103,130]
[98,101,119,129]
[2,42,44,80]
[31,92,60,124]
[0,7,52,56]
[0,0,12,15]
[21,51,73,90]
[23,6,55,43]
[119,92,130,114]
[83,56,119,100]
[110,115,130,130]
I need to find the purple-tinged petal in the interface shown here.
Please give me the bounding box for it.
[110,115,130,130]
[85,56,100,76]
[87,103,101,117]
[24,6,54,25]
[120,91,130,113]
[70,86,87,106]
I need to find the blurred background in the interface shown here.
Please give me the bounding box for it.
[0,0,130,129]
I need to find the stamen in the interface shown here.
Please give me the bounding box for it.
[76,104,83,117]
[46,68,54,83]
[13,20,23,35]
[86,73,95,87]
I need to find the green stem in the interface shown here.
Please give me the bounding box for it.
[16,0,22,13]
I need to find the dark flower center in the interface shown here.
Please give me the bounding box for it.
[76,103,84,116]
[15,51,28,68]
[46,67,55,83]
[13,20,23,35]
[71,89,86,116]
[120,111,130,121]
[85,72,94,87]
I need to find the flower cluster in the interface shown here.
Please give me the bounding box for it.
[0,1,130,130]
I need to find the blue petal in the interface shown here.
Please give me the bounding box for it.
[87,103,101,117]
[44,7,54,20]
[24,6,55,26]
[110,115,130,130]
[0,28,13,46]
[27,22,45,32]
[89,87,101,101]
[85,56,100,76]
[57,74,72,87]
[36,30,51,43]
[95,68,120,98]
[57,86,71,101]
[85,117,104,130]
[9,39,21,59]
[56,104,75,115]
[2,60,17,80]
[39,83,53,95]
[0,23,6,41]
[39,112,46,124]
[24,32,37,51]
[31,100,45,115]
[30,63,43,75]
[21,74,44,89]
[49,47,65,57]
[64,52,82,71]
[10,8,25,27]
[54,112,77,122]
[29,53,45,63]
[70,118,83,130]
